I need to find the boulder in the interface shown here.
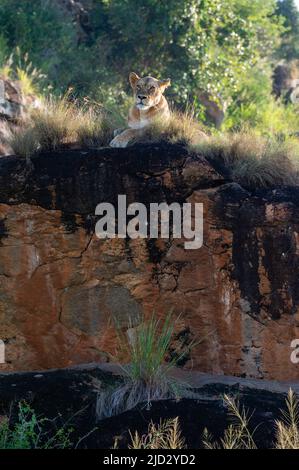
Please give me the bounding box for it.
[0,77,38,156]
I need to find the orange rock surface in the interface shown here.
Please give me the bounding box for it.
[0,144,299,380]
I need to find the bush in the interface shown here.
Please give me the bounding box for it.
[96,313,195,420]
[224,65,299,135]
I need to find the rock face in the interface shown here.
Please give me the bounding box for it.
[0,78,38,156]
[0,143,299,380]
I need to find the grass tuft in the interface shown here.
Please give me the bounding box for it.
[130,110,207,146]
[203,394,257,449]
[7,96,116,157]
[203,389,299,449]
[96,313,195,420]
[195,131,299,188]
[128,417,185,449]
[275,389,299,449]
[76,109,114,148]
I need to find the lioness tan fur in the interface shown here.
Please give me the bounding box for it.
[109,72,171,148]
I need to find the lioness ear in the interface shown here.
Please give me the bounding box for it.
[159,78,171,92]
[129,72,140,88]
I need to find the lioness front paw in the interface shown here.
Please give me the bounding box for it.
[109,135,128,148]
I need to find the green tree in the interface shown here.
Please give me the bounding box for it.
[0,0,77,90]
[276,0,299,60]
[92,0,283,112]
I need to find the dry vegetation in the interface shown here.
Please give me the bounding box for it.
[195,131,299,188]
[128,417,185,450]
[7,97,118,157]
[125,389,299,450]
[133,119,299,188]
[6,96,299,190]
[275,389,299,449]
[129,390,299,449]
[129,110,208,146]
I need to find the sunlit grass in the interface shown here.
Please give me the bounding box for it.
[7,96,116,157]
[195,130,299,188]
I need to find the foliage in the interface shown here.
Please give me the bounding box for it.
[0,0,298,135]
[0,0,290,129]
[0,47,47,96]
[276,0,299,60]
[95,0,283,113]
[223,62,299,133]
[0,0,76,89]
[0,401,72,449]
[0,34,8,67]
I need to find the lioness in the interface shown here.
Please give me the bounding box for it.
[109,72,171,148]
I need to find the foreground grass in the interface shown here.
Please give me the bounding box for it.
[126,389,299,450]
[128,417,186,450]
[131,118,299,188]
[0,401,72,449]
[3,389,299,449]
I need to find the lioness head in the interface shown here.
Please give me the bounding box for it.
[129,72,171,110]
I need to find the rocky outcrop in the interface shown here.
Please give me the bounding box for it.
[0,143,299,380]
[0,78,39,156]
[0,365,293,448]
[273,61,299,103]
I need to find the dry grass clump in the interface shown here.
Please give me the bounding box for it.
[96,313,194,421]
[202,394,257,449]
[122,389,299,450]
[128,417,185,450]
[7,97,115,157]
[275,389,299,449]
[76,109,113,148]
[196,131,299,188]
[203,389,299,450]
[7,126,39,160]
[130,110,207,147]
